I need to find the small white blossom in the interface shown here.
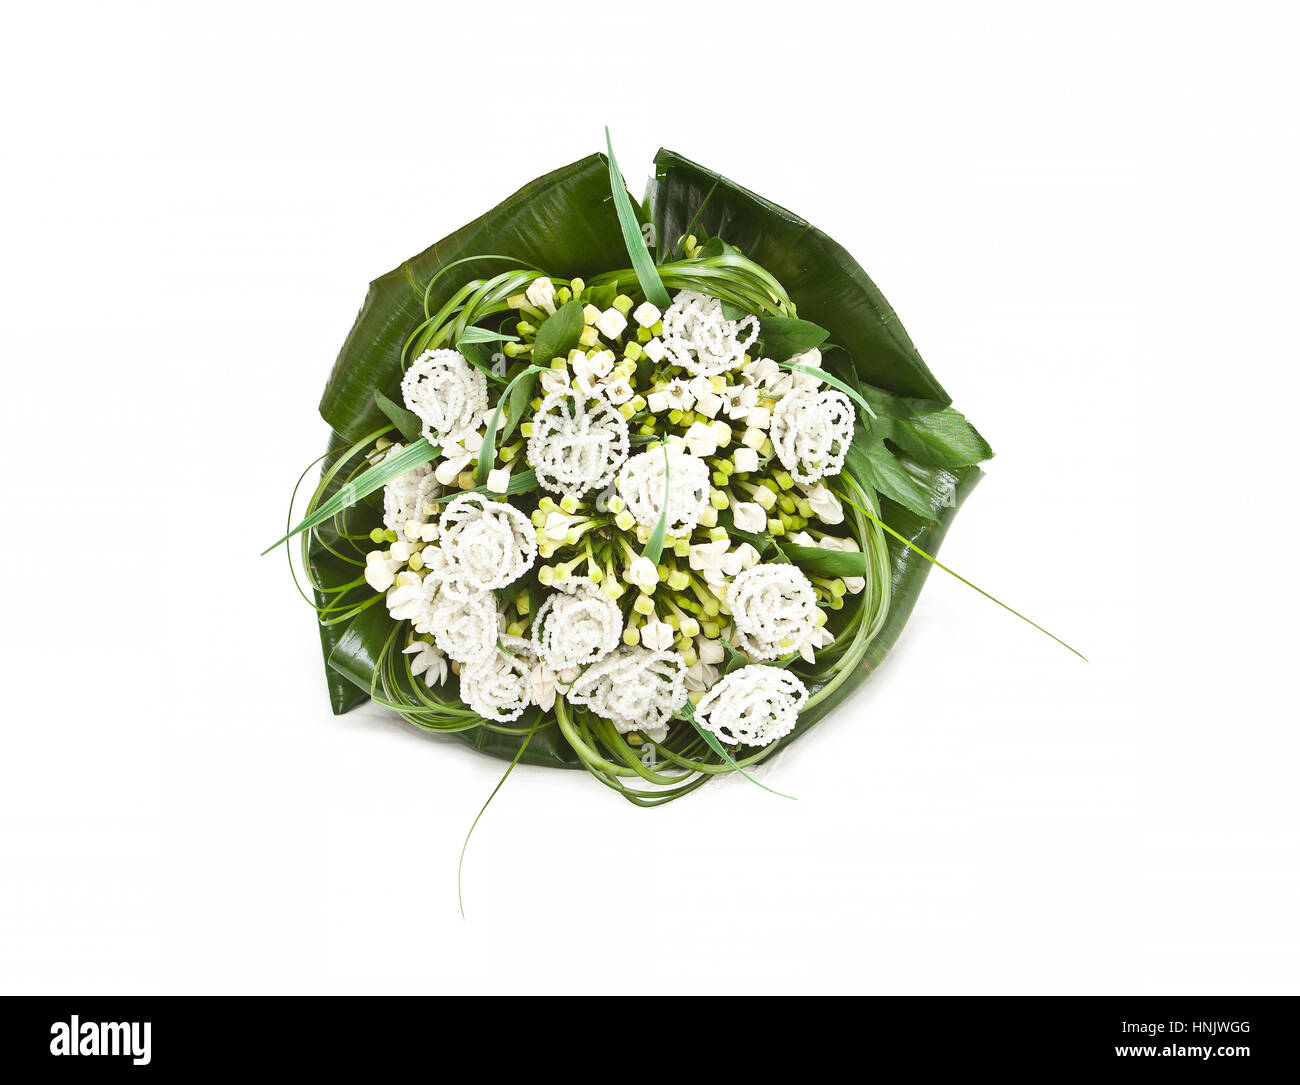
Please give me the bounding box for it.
[684,419,718,458]
[632,301,661,328]
[697,638,726,666]
[401,349,489,447]
[728,563,819,660]
[731,499,767,534]
[732,446,760,473]
[694,664,809,748]
[402,639,447,688]
[685,659,719,692]
[595,307,628,340]
[642,337,667,363]
[528,662,558,711]
[365,549,401,592]
[802,482,844,524]
[626,555,660,592]
[386,569,439,632]
[639,619,676,651]
[525,276,556,314]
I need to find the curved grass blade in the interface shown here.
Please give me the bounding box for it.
[458,717,540,919]
[475,366,546,486]
[641,443,671,564]
[681,703,796,800]
[778,362,877,420]
[839,480,1087,661]
[605,128,670,308]
[262,437,439,555]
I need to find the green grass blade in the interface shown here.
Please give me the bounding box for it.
[778,362,877,420]
[641,443,671,564]
[475,366,546,485]
[605,128,670,308]
[261,437,439,555]
[682,703,796,800]
[843,480,1087,661]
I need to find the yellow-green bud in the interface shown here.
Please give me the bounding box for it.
[613,294,634,315]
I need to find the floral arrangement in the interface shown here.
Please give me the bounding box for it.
[270,139,1005,805]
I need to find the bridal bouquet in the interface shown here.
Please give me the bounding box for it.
[271,140,996,804]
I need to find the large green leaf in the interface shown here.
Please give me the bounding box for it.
[319,154,639,443]
[648,149,950,404]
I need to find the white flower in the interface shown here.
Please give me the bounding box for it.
[730,499,767,534]
[567,645,688,740]
[539,367,570,395]
[632,301,661,328]
[720,381,759,420]
[527,390,629,495]
[594,307,628,340]
[769,386,855,485]
[639,619,675,651]
[438,492,537,591]
[642,337,667,363]
[531,576,621,669]
[799,624,835,664]
[486,466,512,493]
[572,349,615,396]
[732,446,760,473]
[617,442,710,537]
[459,634,535,722]
[525,276,556,314]
[365,549,401,592]
[528,662,558,711]
[733,541,761,570]
[697,638,726,666]
[728,563,819,660]
[684,419,718,457]
[386,569,439,631]
[685,659,719,692]
[426,578,498,664]
[402,639,447,688]
[625,555,660,592]
[694,664,809,748]
[401,349,489,446]
[659,290,759,376]
[802,482,844,524]
[381,444,441,537]
[646,378,694,414]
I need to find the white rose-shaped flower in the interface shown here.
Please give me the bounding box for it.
[567,645,688,741]
[401,349,488,446]
[526,390,629,495]
[381,443,441,537]
[438,492,537,590]
[426,578,497,665]
[531,576,621,670]
[459,634,536,722]
[659,290,759,376]
[617,442,710,537]
[694,664,809,748]
[728,563,819,661]
[769,386,855,485]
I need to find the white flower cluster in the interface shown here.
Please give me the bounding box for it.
[531,576,621,670]
[659,290,759,376]
[401,349,488,446]
[527,390,629,495]
[381,444,441,537]
[567,645,688,741]
[459,634,537,722]
[770,386,855,485]
[439,492,537,591]
[728,563,819,660]
[617,442,710,537]
[402,639,447,688]
[695,664,809,747]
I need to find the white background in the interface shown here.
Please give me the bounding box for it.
[2,0,1297,994]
